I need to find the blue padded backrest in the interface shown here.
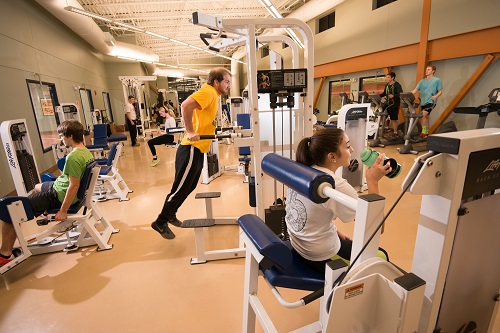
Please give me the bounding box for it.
[0,196,35,223]
[237,113,251,130]
[261,153,335,204]
[76,161,97,201]
[106,143,119,166]
[238,214,292,269]
[237,113,251,156]
[93,124,107,139]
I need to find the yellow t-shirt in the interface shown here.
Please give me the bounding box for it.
[181,83,220,153]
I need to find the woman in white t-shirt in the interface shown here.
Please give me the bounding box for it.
[148,106,177,167]
[285,128,390,273]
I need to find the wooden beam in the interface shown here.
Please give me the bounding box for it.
[428,26,500,61]
[314,44,419,78]
[313,26,500,79]
[149,84,158,94]
[429,53,499,133]
[415,0,432,88]
[313,77,326,110]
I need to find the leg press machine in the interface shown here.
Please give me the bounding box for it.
[0,162,118,275]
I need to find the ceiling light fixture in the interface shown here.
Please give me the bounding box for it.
[65,6,246,65]
[257,0,304,49]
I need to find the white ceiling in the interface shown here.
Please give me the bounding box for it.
[75,0,310,74]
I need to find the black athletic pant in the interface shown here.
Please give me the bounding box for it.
[158,145,204,220]
[147,134,175,156]
[126,118,138,145]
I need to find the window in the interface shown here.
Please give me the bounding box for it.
[26,80,60,152]
[261,46,269,58]
[79,88,95,130]
[360,76,387,95]
[102,92,114,123]
[318,12,335,34]
[373,0,397,10]
[328,79,351,114]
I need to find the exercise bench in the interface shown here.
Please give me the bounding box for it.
[181,191,245,265]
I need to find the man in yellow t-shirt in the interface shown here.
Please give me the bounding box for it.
[152,67,231,239]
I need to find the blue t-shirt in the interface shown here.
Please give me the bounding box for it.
[416,77,443,105]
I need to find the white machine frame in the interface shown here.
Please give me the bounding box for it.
[184,13,314,265]
[1,119,41,196]
[327,103,373,192]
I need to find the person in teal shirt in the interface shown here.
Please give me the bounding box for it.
[412,65,443,138]
[0,120,94,267]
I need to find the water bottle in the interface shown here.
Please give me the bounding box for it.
[360,148,401,178]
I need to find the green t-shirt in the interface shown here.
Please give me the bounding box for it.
[53,147,94,204]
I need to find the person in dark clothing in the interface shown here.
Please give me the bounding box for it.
[379,71,403,137]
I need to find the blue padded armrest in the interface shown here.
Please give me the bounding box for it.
[261,153,335,204]
[239,214,292,270]
[0,196,35,223]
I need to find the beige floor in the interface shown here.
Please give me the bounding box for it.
[0,133,497,332]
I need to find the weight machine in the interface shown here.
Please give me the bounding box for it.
[238,128,500,332]
[0,120,117,274]
[119,75,156,140]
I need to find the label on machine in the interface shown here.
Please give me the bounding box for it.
[257,69,307,93]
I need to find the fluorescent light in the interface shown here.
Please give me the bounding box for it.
[64,6,246,64]
[64,6,113,23]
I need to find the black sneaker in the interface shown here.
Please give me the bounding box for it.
[151,220,175,239]
[168,216,183,228]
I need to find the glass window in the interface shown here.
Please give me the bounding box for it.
[328,79,351,114]
[26,80,60,153]
[79,88,95,130]
[318,12,335,33]
[373,0,397,10]
[360,76,386,95]
[261,46,269,58]
[103,92,114,123]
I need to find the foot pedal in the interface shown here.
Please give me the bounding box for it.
[195,192,221,199]
[181,219,215,228]
[36,219,50,226]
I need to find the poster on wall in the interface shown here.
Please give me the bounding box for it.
[41,99,54,115]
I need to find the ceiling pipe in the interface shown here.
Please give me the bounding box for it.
[34,0,160,69]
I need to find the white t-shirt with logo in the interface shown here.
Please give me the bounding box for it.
[285,165,358,261]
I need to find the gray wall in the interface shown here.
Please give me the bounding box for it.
[0,0,109,196]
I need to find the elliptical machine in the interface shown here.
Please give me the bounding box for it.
[367,94,406,148]
[397,92,425,154]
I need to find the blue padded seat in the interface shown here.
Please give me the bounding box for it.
[107,133,127,142]
[46,161,97,215]
[0,197,34,223]
[238,214,324,291]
